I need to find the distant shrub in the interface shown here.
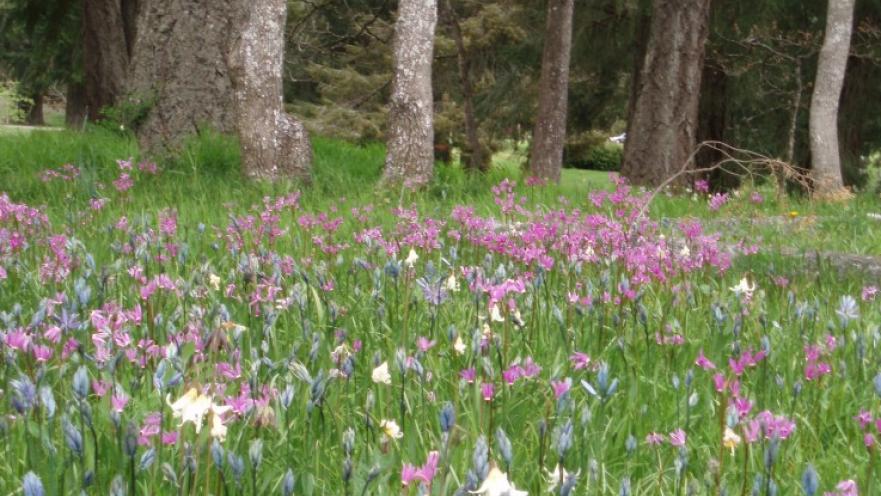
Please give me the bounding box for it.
[563,131,623,171]
[582,142,624,172]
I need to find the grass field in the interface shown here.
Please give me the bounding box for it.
[1,127,881,495]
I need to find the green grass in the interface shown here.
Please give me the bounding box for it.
[2,127,881,495]
[1,127,879,256]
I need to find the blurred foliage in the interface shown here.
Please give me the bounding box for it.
[0,0,879,184]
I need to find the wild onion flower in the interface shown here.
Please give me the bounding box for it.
[695,349,716,370]
[829,480,858,496]
[646,432,665,446]
[481,382,495,402]
[401,451,439,487]
[552,378,572,399]
[669,429,687,447]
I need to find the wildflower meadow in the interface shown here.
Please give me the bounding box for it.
[1,136,880,496]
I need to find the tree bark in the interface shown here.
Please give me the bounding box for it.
[126,0,238,153]
[83,0,135,121]
[786,58,804,165]
[383,0,438,187]
[696,59,736,189]
[25,92,44,126]
[838,56,874,187]
[809,0,855,195]
[810,0,854,196]
[65,81,88,129]
[528,0,574,183]
[620,0,712,187]
[625,0,651,140]
[228,0,311,181]
[443,0,486,172]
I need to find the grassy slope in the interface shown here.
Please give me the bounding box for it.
[1,128,879,258]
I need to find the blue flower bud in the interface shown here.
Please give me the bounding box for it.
[625,435,637,455]
[801,464,819,496]
[229,453,245,484]
[63,417,84,457]
[619,476,631,496]
[11,375,37,414]
[439,402,456,433]
[283,469,296,496]
[496,428,513,467]
[874,373,881,398]
[555,419,574,458]
[249,439,264,470]
[22,472,44,496]
[124,422,138,459]
[211,440,225,468]
[139,448,156,471]
[39,386,55,418]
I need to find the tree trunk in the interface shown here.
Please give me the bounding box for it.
[625,0,651,139]
[443,0,486,172]
[383,0,438,187]
[786,58,804,165]
[25,92,45,126]
[696,59,736,189]
[228,0,311,181]
[126,0,238,154]
[838,56,873,187]
[121,0,139,57]
[83,0,134,121]
[809,0,855,195]
[65,81,88,129]
[620,0,712,187]
[528,0,574,183]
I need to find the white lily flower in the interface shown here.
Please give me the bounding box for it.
[404,249,419,268]
[730,277,756,298]
[445,273,460,292]
[167,388,230,436]
[470,466,528,496]
[546,464,579,493]
[453,336,467,355]
[372,362,392,385]
[490,304,505,323]
[380,419,403,440]
[723,427,741,453]
[210,409,229,440]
